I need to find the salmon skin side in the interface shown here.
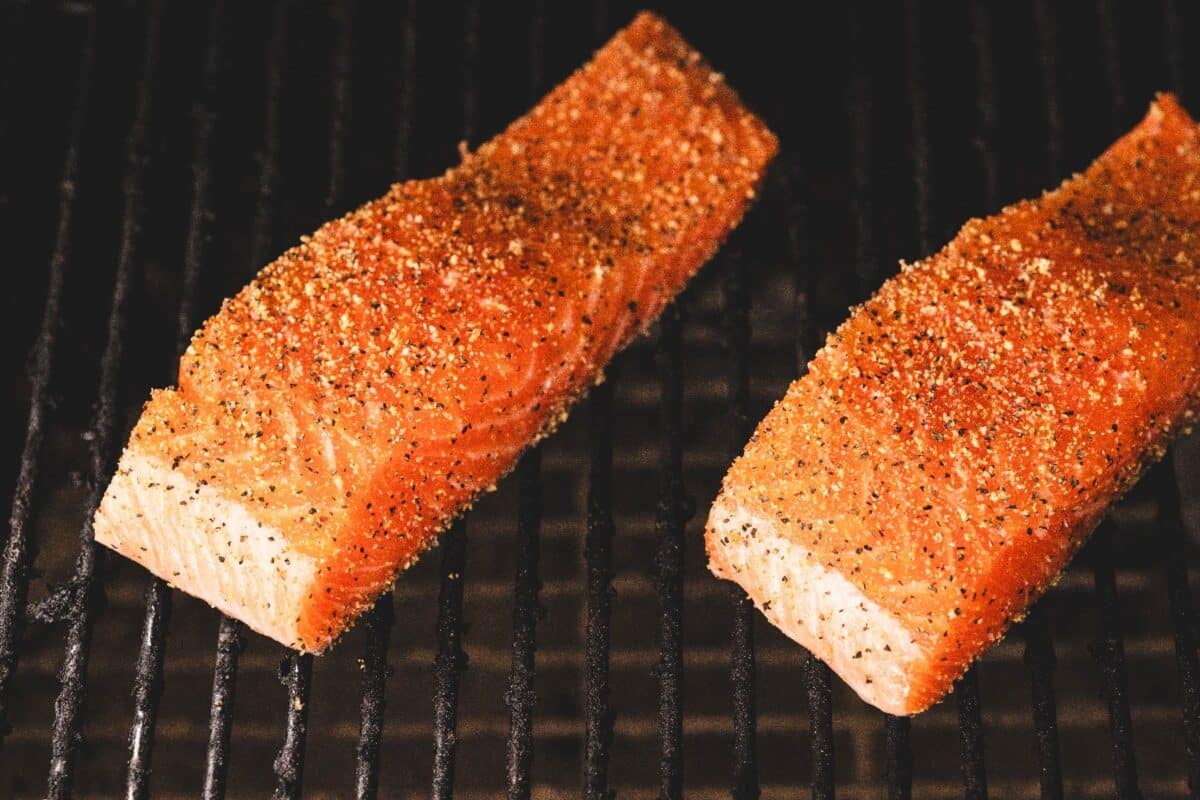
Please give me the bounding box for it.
[94,12,777,652]
[707,95,1200,715]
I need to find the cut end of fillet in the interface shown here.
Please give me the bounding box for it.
[706,497,934,715]
[94,392,317,650]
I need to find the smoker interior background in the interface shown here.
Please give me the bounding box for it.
[2,1,1199,797]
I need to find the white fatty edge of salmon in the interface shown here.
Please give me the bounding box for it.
[93,449,316,649]
[705,494,926,716]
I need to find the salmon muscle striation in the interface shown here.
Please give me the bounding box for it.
[94,12,777,651]
[707,95,1200,715]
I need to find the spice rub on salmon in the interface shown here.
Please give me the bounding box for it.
[707,95,1200,715]
[94,12,777,651]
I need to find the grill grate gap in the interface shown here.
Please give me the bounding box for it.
[0,2,96,742]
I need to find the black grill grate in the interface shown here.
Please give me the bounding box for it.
[4,1,1200,797]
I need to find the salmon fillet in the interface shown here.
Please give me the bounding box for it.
[94,12,776,651]
[707,95,1200,715]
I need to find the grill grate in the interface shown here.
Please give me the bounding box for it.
[4,1,1200,797]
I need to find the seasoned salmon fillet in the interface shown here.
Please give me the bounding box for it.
[707,95,1200,715]
[95,12,776,651]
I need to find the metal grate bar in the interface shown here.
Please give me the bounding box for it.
[1022,5,1070,798]
[958,7,1006,799]
[784,105,836,800]
[432,519,468,800]
[0,3,96,739]
[431,6,479,798]
[354,0,417,793]
[123,6,225,797]
[967,0,999,212]
[954,672,988,800]
[355,594,393,800]
[125,580,172,800]
[583,8,615,799]
[505,450,542,800]
[1023,608,1064,800]
[42,10,141,793]
[1091,13,1143,799]
[903,0,931,257]
[271,652,313,800]
[202,616,244,800]
[729,592,757,800]
[503,10,546,797]
[1164,0,1185,104]
[723,250,759,800]
[884,716,913,800]
[1092,522,1142,799]
[393,0,417,184]
[272,3,356,794]
[325,0,352,211]
[0,1,28,225]
[654,300,687,800]
[888,4,940,798]
[202,4,288,796]
[805,655,835,800]
[1031,0,1063,176]
[45,5,160,797]
[583,378,615,800]
[1096,0,1126,121]
[846,4,874,294]
[1150,458,1200,796]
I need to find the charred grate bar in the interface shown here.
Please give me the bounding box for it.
[47,5,160,797]
[654,299,687,800]
[123,4,224,796]
[584,378,616,800]
[724,249,760,800]
[505,450,542,800]
[1155,457,1200,795]
[1093,523,1141,799]
[271,652,313,800]
[431,6,480,798]
[203,615,244,800]
[203,2,287,796]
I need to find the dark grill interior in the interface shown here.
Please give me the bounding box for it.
[3,0,1200,797]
